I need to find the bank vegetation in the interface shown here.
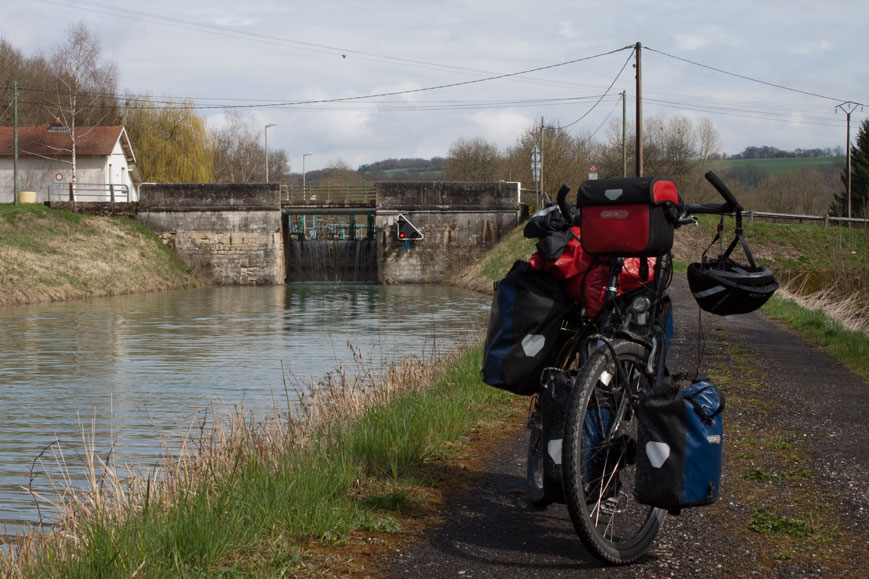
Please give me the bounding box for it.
[0,203,202,306]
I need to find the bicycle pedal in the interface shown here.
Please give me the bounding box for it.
[601,494,629,515]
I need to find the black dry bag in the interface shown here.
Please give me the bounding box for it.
[481,260,568,396]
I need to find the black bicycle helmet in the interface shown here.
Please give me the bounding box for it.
[687,257,778,316]
[687,214,779,316]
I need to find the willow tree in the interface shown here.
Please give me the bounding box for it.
[122,94,214,182]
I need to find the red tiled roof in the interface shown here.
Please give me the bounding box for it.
[0,126,125,158]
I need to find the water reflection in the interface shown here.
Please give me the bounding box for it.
[0,284,490,532]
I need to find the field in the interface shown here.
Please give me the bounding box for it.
[717,156,845,175]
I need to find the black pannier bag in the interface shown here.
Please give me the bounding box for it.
[575,177,682,257]
[481,260,568,396]
[635,376,724,511]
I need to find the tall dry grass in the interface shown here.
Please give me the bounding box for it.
[776,275,869,335]
[0,342,455,576]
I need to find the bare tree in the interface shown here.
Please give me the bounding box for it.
[212,111,267,183]
[47,22,118,186]
[442,137,502,182]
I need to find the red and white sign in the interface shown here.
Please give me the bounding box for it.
[55,172,64,182]
[589,164,598,173]
[588,164,599,181]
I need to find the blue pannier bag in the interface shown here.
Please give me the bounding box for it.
[635,376,724,512]
[481,260,568,396]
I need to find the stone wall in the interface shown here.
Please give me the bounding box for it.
[137,183,283,285]
[375,181,520,284]
[46,200,137,219]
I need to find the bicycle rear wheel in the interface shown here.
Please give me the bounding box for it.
[562,339,665,564]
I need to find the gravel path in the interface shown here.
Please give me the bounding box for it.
[384,276,869,577]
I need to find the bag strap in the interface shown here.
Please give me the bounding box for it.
[684,385,726,422]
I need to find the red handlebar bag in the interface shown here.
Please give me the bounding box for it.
[577,177,682,257]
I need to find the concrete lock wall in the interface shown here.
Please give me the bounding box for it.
[137,183,284,285]
[375,181,521,284]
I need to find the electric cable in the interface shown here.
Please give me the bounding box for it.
[557,47,635,130]
[646,46,866,107]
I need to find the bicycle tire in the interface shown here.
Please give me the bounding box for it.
[562,339,666,565]
[526,410,554,506]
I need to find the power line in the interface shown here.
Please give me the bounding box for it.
[646,46,865,106]
[7,46,633,112]
[33,0,625,93]
[558,47,635,130]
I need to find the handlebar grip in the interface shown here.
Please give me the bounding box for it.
[556,184,573,223]
[683,202,732,215]
[704,171,741,210]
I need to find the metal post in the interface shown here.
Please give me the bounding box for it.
[622,89,627,178]
[264,123,277,182]
[302,152,312,201]
[635,42,643,178]
[837,102,860,219]
[13,81,19,205]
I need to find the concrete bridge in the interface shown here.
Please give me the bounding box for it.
[131,181,523,285]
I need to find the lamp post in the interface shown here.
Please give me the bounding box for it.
[264,123,277,182]
[302,152,314,238]
[302,152,313,198]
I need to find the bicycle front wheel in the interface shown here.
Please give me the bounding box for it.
[562,339,666,565]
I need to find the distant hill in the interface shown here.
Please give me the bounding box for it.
[718,156,845,175]
[358,157,445,181]
[714,156,845,188]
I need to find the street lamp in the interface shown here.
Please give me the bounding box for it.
[302,152,313,197]
[264,123,277,182]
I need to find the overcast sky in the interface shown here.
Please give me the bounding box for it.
[5,0,868,172]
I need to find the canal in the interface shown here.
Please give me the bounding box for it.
[0,283,491,533]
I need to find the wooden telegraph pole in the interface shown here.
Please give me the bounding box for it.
[635,42,643,177]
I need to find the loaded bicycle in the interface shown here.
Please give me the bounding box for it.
[483,171,778,565]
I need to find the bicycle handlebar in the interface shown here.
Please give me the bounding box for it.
[553,171,742,222]
[681,171,743,218]
[556,183,574,224]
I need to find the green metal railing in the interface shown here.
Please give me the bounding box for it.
[282,182,376,205]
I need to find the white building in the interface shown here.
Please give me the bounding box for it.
[0,124,142,203]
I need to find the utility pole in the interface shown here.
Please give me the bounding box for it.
[635,42,643,178]
[13,81,19,205]
[837,101,860,219]
[540,115,545,199]
[622,90,627,177]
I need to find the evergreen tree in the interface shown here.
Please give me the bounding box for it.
[831,118,869,217]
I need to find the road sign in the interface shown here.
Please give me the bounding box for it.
[55,172,63,181]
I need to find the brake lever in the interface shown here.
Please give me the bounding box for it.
[678,216,698,227]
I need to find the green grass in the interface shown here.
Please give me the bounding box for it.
[13,345,515,577]
[718,157,844,175]
[763,294,869,381]
[477,226,537,282]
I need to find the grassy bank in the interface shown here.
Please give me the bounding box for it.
[0,203,202,306]
[1,345,518,577]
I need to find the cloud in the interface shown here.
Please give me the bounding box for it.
[675,34,707,51]
[786,40,833,56]
[469,110,532,149]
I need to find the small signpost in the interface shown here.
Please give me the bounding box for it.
[588,164,599,181]
[531,146,541,207]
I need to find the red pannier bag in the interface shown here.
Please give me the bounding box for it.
[568,256,655,319]
[576,177,682,257]
[529,226,654,319]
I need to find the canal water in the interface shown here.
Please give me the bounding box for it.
[0,284,491,533]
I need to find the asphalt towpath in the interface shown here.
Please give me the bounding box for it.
[384,276,869,577]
